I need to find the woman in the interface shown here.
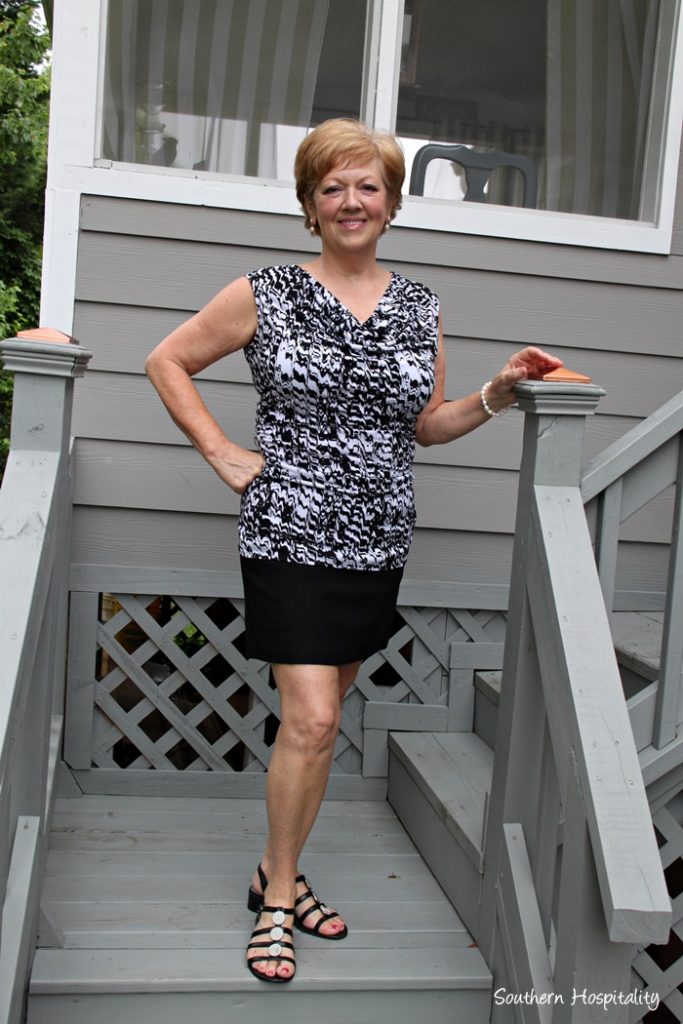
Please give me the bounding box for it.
[145,118,562,984]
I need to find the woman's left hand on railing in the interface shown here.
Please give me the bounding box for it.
[485,346,564,411]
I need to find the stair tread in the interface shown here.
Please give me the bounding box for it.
[38,899,473,950]
[611,611,663,681]
[388,732,493,868]
[474,613,664,695]
[476,612,664,699]
[31,794,491,1005]
[474,670,501,703]
[30,945,491,993]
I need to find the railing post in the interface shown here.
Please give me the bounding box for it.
[0,328,91,1024]
[0,329,92,824]
[1,329,92,719]
[479,378,605,961]
[1,328,91,453]
[0,328,92,816]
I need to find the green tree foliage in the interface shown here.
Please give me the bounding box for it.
[0,1,50,475]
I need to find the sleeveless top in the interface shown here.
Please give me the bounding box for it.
[238,264,439,571]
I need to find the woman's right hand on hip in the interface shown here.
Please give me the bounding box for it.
[207,442,265,494]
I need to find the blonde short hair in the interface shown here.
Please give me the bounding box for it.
[295,119,405,234]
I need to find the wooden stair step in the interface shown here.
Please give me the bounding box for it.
[473,612,664,711]
[28,794,492,1024]
[472,609,665,720]
[30,945,491,992]
[611,611,663,683]
[473,670,501,750]
[38,899,474,950]
[387,732,493,938]
[474,671,501,705]
[29,947,491,1024]
[603,614,683,793]
[472,616,681,794]
[388,733,492,871]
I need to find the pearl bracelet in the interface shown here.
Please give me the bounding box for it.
[480,381,509,418]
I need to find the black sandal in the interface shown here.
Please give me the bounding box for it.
[293,873,348,940]
[246,904,296,983]
[247,863,270,913]
[247,864,348,940]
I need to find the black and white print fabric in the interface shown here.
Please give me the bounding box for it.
[239,265,439,571]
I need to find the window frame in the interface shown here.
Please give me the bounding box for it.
[52,0,683,255]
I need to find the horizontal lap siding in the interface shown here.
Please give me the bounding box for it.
[72,438,673,541]
[74,301,683,416]
[76,230,683,356]
[68,409,647,477]
[70,507,668,605]
[71,506,514,579]
[71,187,683,595]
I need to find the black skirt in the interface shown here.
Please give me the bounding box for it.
[240,556,403,665]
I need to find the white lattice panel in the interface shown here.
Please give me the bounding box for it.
[632,793,683,1022]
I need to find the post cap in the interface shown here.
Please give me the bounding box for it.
[514,376,606,416]
[542,367,592,383]
[16,327,76,345]
[1,329,92,378]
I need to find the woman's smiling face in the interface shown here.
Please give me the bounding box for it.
[308,159,393,251]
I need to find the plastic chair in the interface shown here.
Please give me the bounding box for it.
[409,143,538,208]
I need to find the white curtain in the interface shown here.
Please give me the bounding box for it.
[102,0,330,178]
[545,0,660,218]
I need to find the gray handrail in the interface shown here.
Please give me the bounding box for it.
[530,484,670,941]
[581,390,683,503]
[0,331,91,1024]
[581,389,683,749]
[479,380,671,1006]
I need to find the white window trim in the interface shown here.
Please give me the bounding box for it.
[44,0,683,327]
[364,0,404,130]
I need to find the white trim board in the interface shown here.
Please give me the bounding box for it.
[48,159,683,255]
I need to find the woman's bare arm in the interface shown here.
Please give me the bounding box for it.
[145,276,263,493]
[416,323,563,447]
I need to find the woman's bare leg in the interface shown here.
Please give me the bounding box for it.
[248,661,360,978]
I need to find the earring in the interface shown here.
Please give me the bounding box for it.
[383,220,391,233]
[309,220,317,236]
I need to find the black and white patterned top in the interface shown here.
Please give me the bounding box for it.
[239,264,439,571]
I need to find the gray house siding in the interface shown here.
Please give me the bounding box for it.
[69,159,683,597]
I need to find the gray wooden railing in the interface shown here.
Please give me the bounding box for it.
[0,330,91,1024]
[478,381,671,1020]
[582,391,683,750]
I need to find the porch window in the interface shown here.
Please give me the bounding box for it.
[100,0,365,179]
[97,0,681,237]
[397,0,669,221]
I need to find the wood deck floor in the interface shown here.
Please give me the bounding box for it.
[29,793,492,1023]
